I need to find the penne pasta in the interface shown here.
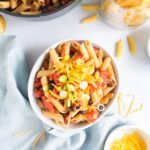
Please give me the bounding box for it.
[49,48,61,67]
[127,36,136,55]
[66,109,81,125]
[42,110,64,124]
[103,86,115,96]
[71,41,81,51]
[107,64,117,83]
[100,57,111,71]
[37,99,45,109]
[97,87,103,100]
[45,92,67,113]
[118,0,142,8]
[85,58,95,66]
[100,93,114,104]
[56,42,66,53]
[12,4,31,13]
[0,1,10,8]
[41,76,48,86]
[91,91,98,103]
[84,40,100,68]
[71,114,86,123]
[20,11,41,15]
[81,5,101,11]
[116,40,123,58]
[97,50,103,67]
[81,14,98,24]
[98,49,104,59]
[62,42,71,56]
[79,43,89,60]
[36,70,54,78]
[88,65,95,75]
[10,0,17,9]
[48,50,54,69]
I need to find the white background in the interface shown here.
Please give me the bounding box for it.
[1,0,150,134]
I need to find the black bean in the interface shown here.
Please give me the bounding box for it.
[79,111,87,114]
[107,80,115,87]
[76,105,81,109]
[68,106,76,111]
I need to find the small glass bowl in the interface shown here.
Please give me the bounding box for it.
[100,0,150,30]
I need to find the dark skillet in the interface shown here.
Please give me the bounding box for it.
[0,0,81,21]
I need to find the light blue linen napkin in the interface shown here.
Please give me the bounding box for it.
[0,36,126,150]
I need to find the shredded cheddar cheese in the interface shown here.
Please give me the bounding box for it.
[110,131,147,150]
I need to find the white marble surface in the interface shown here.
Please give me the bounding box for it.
[1,0,150,135]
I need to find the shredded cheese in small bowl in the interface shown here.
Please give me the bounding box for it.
[104,125,150,150]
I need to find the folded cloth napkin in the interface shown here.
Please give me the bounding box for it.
[0,36,127,150]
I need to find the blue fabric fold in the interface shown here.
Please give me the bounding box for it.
[0,36,126,150]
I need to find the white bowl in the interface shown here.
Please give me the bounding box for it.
[28,39,119,133]
[104,125,150,150]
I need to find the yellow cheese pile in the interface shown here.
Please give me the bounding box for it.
[110,131,147,150]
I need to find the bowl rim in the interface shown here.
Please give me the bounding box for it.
[104,125,150,150]
[28,39,120,131]
[0,0,77,18]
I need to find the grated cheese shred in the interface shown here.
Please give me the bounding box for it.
[110,131,147,150]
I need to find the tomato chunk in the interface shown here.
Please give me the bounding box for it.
[94,47,99,53]
[86,110,99,123]
[42,96,55,113]
[89,81,102,93]
[99,71,110,86]
[34,80,42,88]
[52,88,59,95]
[51,72,60,84]
[73,53,83,60]
[34,90,44,98]
[89,84,97,93]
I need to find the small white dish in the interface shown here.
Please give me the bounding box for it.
[104,125,150,150]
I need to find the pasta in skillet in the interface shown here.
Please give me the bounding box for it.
[33,40,117,126]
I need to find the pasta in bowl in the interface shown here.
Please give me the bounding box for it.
[28,40,119,131]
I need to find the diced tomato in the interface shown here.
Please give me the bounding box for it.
[35,78,40,82]
[94,47,99,53]
[95,81,102,88]
[34,90,44,98]
[49,74,53,80]
[52,88,59,95]
[99,71,110,86]
[89,82,102,93]
[89,84,97,93]
[34,80,42,88]
[100,71,109,80]
[51,72,60,84]
[73,53,83,60]
[86,110,99,123]
[42,96,55,113]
